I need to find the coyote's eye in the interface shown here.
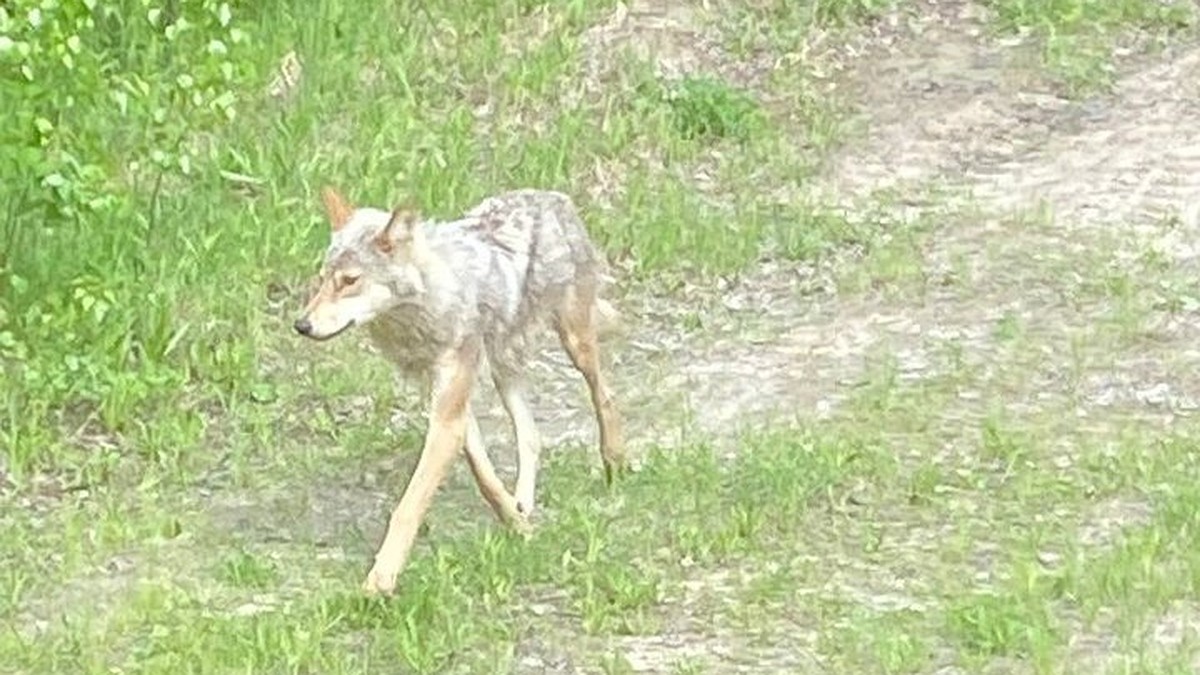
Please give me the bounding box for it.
[338,272,361,289]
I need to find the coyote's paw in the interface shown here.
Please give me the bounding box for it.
[604,460,630,486]
[508,510,534,540]
[361,564,399,597]
[515,490,536,521]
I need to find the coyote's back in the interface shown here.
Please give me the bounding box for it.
[458,188,607,319]
[423,189,610,372]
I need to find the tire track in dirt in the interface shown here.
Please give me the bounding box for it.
[812,5,1200,423]
[964,47,1200,238]
[501,8,1200,459]
[773,6,1200,672]
[489,5,1200,669]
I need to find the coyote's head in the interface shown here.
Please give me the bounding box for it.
[294,187,426,341]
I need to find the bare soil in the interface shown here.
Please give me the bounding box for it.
[480,3,1200,670]
[489,0,1200,474]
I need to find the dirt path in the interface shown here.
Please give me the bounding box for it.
[485,5,1200,670]
[491,0,1200,463]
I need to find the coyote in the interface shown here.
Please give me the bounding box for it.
[294,187,627,595]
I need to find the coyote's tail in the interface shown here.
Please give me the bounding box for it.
[591,267,624,337]
[593,297,621,336]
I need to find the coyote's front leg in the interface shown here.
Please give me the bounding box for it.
[363,343,479,596]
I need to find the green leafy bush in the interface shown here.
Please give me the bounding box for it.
[1,0,261,470]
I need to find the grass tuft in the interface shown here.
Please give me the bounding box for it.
[984,0,1197,94]
[653,76,765,143]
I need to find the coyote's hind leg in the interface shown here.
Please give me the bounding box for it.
[554,284,626,483]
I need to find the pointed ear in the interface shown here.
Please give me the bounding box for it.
[375,206,421,254]
[321,186,353,231]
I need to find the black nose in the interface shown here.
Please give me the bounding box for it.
[294,318,312,335]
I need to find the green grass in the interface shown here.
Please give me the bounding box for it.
[983,0,1197,95]
[5,0,1200,673]
[9,374,1200,672]
[0,0,851,474]
[0,427,881,673]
